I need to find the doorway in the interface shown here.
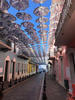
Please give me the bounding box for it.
[12,62,15,80]
[70,53,75,83]
[4,61,9,81]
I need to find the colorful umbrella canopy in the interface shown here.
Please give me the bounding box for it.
[21,22,34,28]
[32,0,46,4]
[36,17,48,23]
[34,6,49,16]
[37,24,48,29]
[16,12,32,20]
[9,0,29,10]
[0,0,10,11]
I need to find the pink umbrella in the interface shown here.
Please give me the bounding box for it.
[34,6,49,16]
[32,0,46,4]
[36,17,48,23]
[21,22,34,28]
[38,30,48,34]
[37,24,48,29]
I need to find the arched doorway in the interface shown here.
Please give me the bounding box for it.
[4,56,10,81]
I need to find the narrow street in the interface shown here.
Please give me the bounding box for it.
[1,73,44,100]
[0,73,67,100]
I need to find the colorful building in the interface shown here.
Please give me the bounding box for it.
[0,40,38,90]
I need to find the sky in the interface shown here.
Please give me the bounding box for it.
[6,0,52,55]
[39,64,47,71]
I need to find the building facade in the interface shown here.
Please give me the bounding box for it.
[48,0,75,95]
[0,40,37,90]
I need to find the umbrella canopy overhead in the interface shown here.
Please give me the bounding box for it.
[21,22,34,28]
[34,6,49,16]
[36,17,48,23]
[32,0,46,4]
[0,0,10,11]
[37,24,48,29]
[0,0,51,64]
[9,0,29,10]
[16,12,32,20]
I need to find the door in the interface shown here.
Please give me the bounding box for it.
[70,53,75,83]
[12,62,15,80]
[4,61,9,81]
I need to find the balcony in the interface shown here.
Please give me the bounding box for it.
[0,40,12,51]
[55,0,75,46]
[17,50,29,60]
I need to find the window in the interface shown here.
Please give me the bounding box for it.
[4,61,9,81]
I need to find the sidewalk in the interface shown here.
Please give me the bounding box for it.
[46,73,67,100]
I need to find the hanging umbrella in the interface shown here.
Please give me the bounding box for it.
[25,28,36,33]
[37,24,48,29]
[21,22,34,28]
[0,0,10,11]
[3,13,16,21]
[9,0,29,10]
[34,6,49,16]
[42,35,47,42]
[16,12,32,20]
[36,17,48,23]
[6,22,21,31]
[40,33,47,37]
[38,30,48,34]
[32,0,46,4]
[0,11,16,22]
